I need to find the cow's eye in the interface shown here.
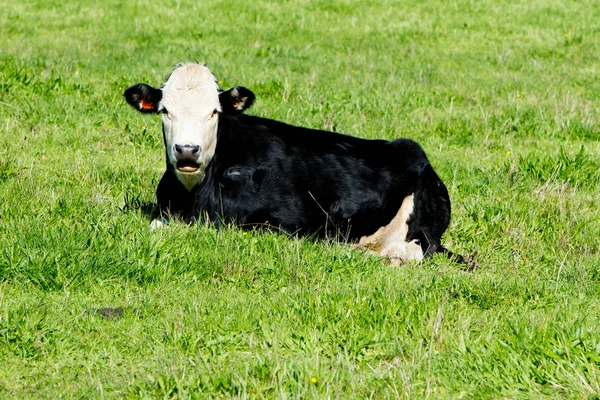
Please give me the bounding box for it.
[161,109,171,120]
[211,108,218,117]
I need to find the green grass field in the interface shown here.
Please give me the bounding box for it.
[2,0,600,398]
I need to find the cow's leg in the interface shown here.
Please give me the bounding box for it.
[406,164,451,257]
[381,240,424,265]
[357,194,424,264]
[377,194,424,264]
[153,170,196,228]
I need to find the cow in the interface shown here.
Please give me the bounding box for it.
[124,63,472,266]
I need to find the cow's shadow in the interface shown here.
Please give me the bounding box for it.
[121,193,159,220]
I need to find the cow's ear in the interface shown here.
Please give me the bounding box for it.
[124,84,162,113]
[219,86,256,113]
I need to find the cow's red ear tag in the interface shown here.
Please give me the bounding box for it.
[140,99,154,110]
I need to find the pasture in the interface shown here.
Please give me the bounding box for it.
[1,0,600,397]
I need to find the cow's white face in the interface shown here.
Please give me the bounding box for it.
[159,64,221,189]
[125,63,256,191]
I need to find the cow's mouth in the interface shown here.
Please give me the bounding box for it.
[176,161,200,173]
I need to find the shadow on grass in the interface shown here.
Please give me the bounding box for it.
[121,192,159,220]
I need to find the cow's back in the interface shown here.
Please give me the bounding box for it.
[193,114,439,240]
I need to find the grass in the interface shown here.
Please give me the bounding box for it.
[1,0,600,397]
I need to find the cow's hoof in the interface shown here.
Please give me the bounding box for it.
[150,218,168,231]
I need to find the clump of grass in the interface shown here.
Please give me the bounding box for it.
[0,159,17,183]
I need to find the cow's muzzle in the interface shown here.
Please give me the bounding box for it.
[174,144,201,173]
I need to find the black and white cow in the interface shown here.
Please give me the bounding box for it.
[124,63,469,265]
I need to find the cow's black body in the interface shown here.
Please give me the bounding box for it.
[157,113,451,256]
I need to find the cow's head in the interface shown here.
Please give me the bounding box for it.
[124,63,255,190]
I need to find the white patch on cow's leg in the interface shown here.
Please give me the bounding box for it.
[380,240,424,263]
[150,217,169,231]
[377,194,424,263]
[356,194,424,264]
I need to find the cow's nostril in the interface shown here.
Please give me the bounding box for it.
[174,144,184,155]
[190,145,200,155]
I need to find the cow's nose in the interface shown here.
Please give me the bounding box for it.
[174,144,201,159]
